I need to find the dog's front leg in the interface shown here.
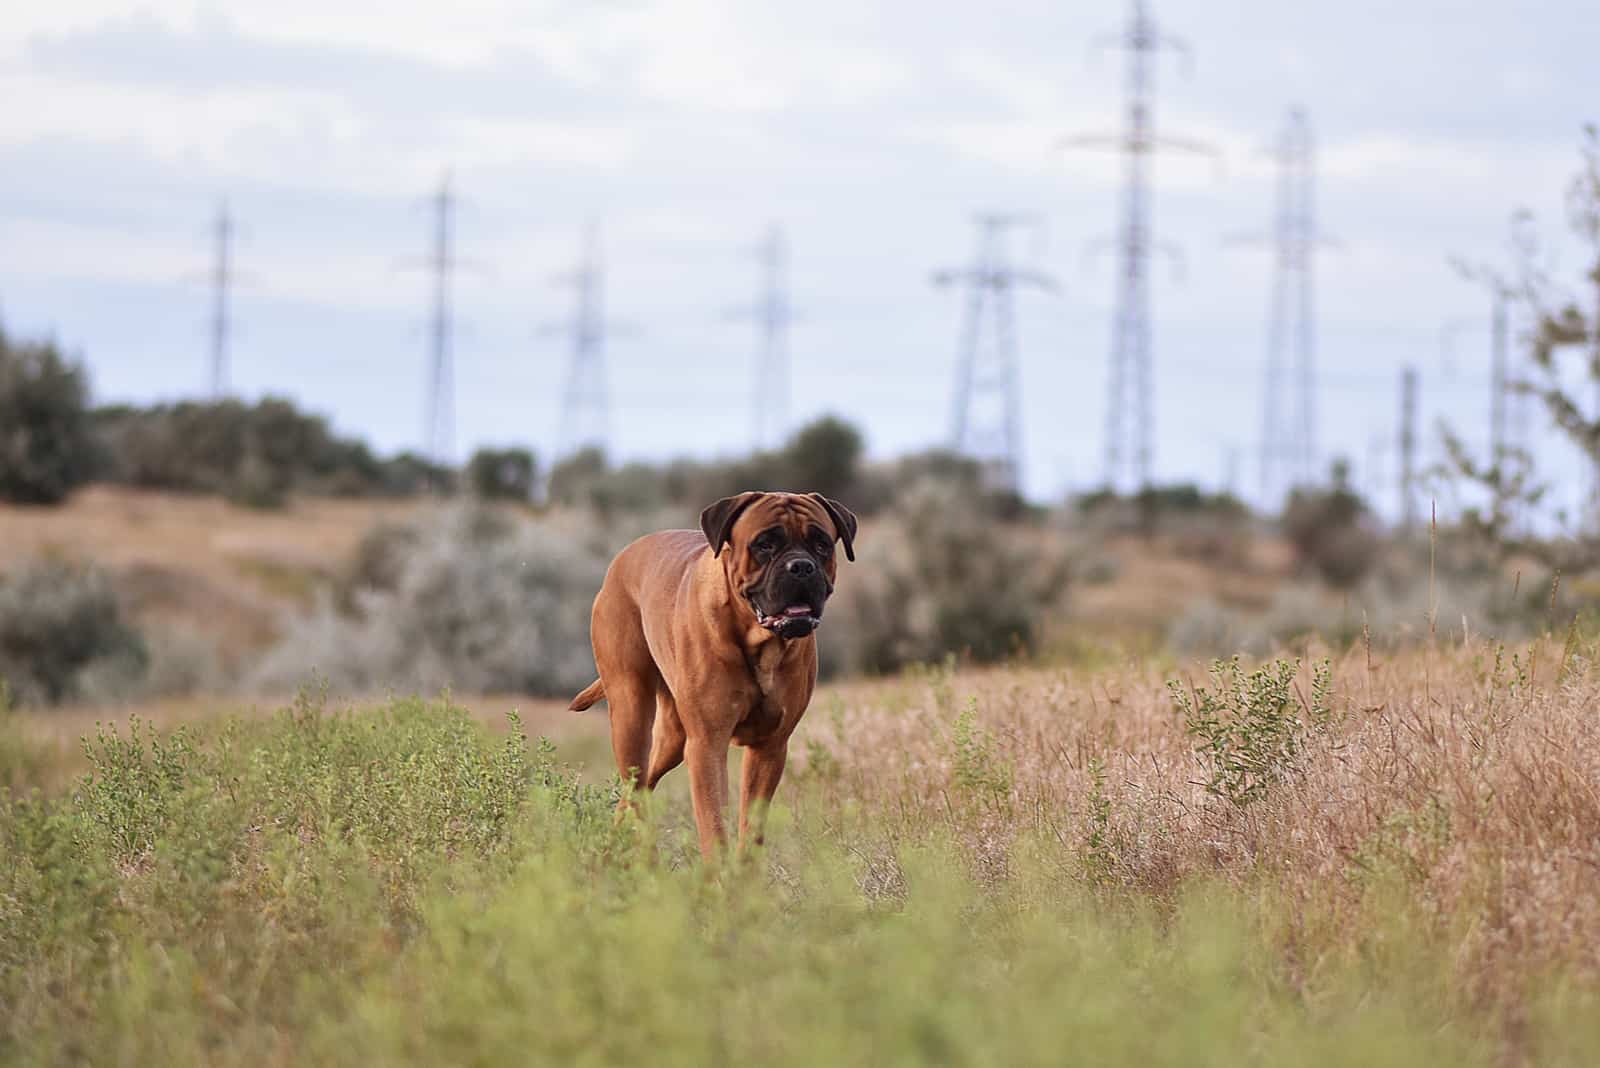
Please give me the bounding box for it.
[738,740,788,851]
[684,728,732,861]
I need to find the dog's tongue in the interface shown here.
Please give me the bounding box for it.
[782,605,811,617]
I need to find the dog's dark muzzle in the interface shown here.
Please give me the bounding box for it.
[750,554,831,638]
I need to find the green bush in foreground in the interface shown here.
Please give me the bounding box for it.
[1,696,1596,1066]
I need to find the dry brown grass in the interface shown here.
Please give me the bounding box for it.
[792,635,1600,1011]
[1065,530,1291,646]
[0,486,424,582]
[0,487,431,655]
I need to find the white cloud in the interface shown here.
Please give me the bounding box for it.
[2,0,1598,500]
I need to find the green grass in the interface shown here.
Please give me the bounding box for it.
[0,688,1596,1066]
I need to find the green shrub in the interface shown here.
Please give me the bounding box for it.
[0,681,49,796]
[0,560,148,706]
[950,698,1013,812]
[254,505,611,696]
[74,717,195,861]
[466,447,536,500]
[1169,656,1333,807]
[1281,460,1379,589]
[826,480,1071,675]
[0,328,97,505]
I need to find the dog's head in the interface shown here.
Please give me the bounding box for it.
[700,491,858,639]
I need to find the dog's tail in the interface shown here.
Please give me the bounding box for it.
[569,678,605,712]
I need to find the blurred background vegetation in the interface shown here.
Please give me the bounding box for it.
[5,129,1600,709]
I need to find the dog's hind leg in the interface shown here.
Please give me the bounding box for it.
[603,671,657,796]
[645,689,686,789]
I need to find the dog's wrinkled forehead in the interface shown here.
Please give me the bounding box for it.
[730,493,833,546]
[701,490,857,562]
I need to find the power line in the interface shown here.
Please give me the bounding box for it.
[731,224,793,451]
[934,213,1057,494]
[1066,0,1213,493]
[549,221,613,460]
[206,200,233,399]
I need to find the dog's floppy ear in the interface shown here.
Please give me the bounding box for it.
[700,492,763,558]
[809,494,858,562]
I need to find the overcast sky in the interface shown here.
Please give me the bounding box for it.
[3,1,1598,512]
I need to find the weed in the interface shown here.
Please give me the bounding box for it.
[1170,656,1333,807]
[1081,754,1116,884]
[950,698,1012,812]
[74,717,194,861]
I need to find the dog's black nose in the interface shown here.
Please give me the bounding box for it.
[786,557,817,577]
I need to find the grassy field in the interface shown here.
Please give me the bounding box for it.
[4,629,1599,1066]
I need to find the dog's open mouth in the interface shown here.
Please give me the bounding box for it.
[760,603,818,627]
[753,601,822,636]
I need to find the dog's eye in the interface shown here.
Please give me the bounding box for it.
[811,534,833,558]
[751,535,777,557]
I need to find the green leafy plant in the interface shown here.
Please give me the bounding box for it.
[1081,754,1116,884]
[949,698,1012,812]
[1170,657,1333,808]
[74,717,195,860]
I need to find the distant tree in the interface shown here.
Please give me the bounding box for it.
[91,396,445,504]
[1282,459,1379,589]
[0,328,97,505]
[1526,127,1600,508]
[1436,126,1600,560]
[546,447,607,508]
[777,415,863,502]
[1074,481,1247,537]
[377,451,455,496]
[466,447,536,501]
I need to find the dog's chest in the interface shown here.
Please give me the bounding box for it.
[751,640,790,698]
[734,640,794,742]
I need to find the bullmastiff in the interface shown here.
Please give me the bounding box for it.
[569,491,857,859]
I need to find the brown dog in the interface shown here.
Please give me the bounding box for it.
[569,491,857,859]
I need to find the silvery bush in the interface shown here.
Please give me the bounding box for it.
[253,505,620,697]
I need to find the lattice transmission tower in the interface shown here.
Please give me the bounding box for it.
[1398,365,1419,531]
[731,224,793,451]
[206,201,233,399]
[1250,108,1327,505]
[934,214,1057,494]
[1454,215,1540,466]
[1066,0,1212,492]
[420,174,456,467]
[549,222,613,460]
